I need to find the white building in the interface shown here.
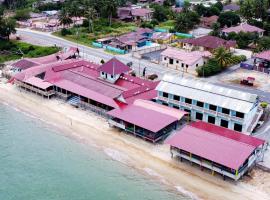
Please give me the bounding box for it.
[160,48,212,74]
[156,75,262,134]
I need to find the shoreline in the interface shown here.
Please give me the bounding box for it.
[0,82,270,200]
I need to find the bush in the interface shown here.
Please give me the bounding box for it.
[140,22,154,29]
[261,102,268,109]
[196,59,222,77]
[61,28,72,36]
[231,55,247,64]
[14,9,30,21]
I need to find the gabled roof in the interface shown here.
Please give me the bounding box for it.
[180,35,236,49]
[254,50,270,61]
[166,121,265,170]
[161,48,212,66]
[107,104,178,133]
[222,24,265,34]
[98,58,130,75]
[12,59,39,70]
[131,8,153,17]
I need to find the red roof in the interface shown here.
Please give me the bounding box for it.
[191,121,265,147]
[98,58,130,75]
[54,79,119,108]
[12,59,39,70]
[180,35,236,49]
[107,105,178,133]
[254,50,270,62]
[166,121,265,170]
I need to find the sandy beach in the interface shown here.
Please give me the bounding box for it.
[0,80,270,200]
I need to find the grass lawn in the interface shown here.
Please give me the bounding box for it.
[0,40,60,63]
[53,18,137,47]
[156,20,175,30]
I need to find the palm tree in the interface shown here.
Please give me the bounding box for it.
[213,47,236,68]
[85,7,97,33]
[59,8,72,28]
[102,0,118,26]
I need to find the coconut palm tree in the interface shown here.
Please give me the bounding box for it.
[102,0,118,26]
[85,7,97,33]
[213,47,236,68]
[59,8,72,28]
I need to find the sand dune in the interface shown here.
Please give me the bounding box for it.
[0,82,270,200]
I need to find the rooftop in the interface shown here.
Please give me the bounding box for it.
[161,48,212,66]
[222,24,265,34]
[254,50,270,62]
[166,121,265,170]
[107,104,178,133]
[180,35,236,49]
[14,58,158,108]
[156,75,258,113]
[98,58,131,75]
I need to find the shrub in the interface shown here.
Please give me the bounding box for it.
[261,102,268,109]
[61,28,72,36]
[196,59,222,77]
[14,9,30,21]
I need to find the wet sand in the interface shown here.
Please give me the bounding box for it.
[0,82,270,200]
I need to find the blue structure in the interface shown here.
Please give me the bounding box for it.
[176,0,186,7]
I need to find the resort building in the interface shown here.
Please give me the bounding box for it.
[13,58,159,113]
[7,47,79,76]
[108,99,187,143]
[160,48,212,74]
[156,75,262,134]
[178,35,236,52]
[221,24,265,38]
[166,121,267,181]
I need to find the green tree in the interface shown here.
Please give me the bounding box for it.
[102,0,119,26]
[240,0,254,20]
[14,9,30,21]
[174,11,200,33]
[256,36,270,51]
[85,7,97,33]
[213,47,236,67]
[151,4,168,22]
[0,17,16,40]
[59,8,72,28]
[218,12,240,27]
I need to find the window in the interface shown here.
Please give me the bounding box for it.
[176,60,179,63]
[196,63,199,67]
[209,104,217,111]
[164,57,167,60]
[234,123,242,132]
[102,72,105,75]
[186,64,189,68]
[236,112,244,119]
[111,75,114,78]
[163,92,169,98]
[222,108,230,115]
[162,102,169,106]
[169,58,174,64]
[208,116,215,124]
[184,109,191,113]
[173,105,179,109]
[185,98,192,104]
[196,112,203,120]
[173,95,180,101]
[220,119,229,128]
[181,63,184,67]
[196,101,204,107]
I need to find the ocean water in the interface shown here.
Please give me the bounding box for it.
[0,104,190,200]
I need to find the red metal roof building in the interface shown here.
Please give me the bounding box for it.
[107,102,187,143]
[166,121,266,180]
[13,58,159,111]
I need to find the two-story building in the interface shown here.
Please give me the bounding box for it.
[156,75,262,134]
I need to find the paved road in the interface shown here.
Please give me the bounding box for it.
[17,29,270,102]
[17,28,182,78]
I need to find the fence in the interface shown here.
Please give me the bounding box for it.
[132,44,167,59]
